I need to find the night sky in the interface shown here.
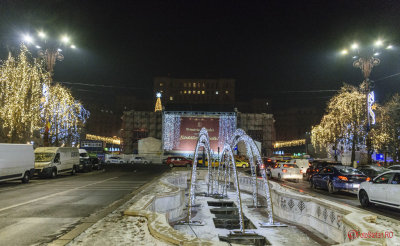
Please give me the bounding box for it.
[2,0,400,111]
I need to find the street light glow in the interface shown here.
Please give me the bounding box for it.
[23,34,34,44]
[351,43,358,50]
[373,52,380,56]
[70,44,76,49]
[386,45,393,49]
[57,48,62,52]
[35,45,41,49]
[374,40,383,47]
[156,92,161,98]
[341,49,348,55]
[61,35,70,44]
[38,31,46,38]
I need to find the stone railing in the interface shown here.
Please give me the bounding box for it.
[238,175,399,245]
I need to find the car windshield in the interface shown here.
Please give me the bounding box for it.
[339,167,363,175]
[35,153,54,162]
[80,153,88,158]
[283,164,298,168]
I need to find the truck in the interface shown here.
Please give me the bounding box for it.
[34,147,79,178]
[0,144,35,183]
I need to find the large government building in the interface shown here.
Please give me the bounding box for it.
[121,77,276,157]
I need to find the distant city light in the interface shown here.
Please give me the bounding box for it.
[35,45,41,49]
[373,52,380,56]
[57,48,62,52]
[351,43,358,50]
[70,44,76,49]
[341,49,348,55]
[386,45,393,49]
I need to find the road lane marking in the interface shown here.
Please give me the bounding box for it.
[0,177,119,213]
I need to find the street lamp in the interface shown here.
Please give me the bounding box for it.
[21,31,77,76]
[340,39,394,164]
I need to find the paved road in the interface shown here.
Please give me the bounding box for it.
[0,164,167,246]
[274,177,400,221]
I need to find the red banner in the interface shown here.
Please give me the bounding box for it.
[176,116,219,152]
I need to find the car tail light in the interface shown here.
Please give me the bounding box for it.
[366,177,371,182]
[338,176,348,181]
[316,169,319,172]
[282,169,287,173]
[260,164,265,169]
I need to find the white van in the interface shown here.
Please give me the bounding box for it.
[0,144,35,183]
[34,147,79,178]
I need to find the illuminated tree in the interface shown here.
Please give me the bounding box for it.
[312,84,367,164]
[43,83,89,146]
[0,46,89,145]
[371,94,400,161]
[0,46,47,142]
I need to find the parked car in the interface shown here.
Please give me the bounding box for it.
[358,165,390,179]
[105,156,125,164]
[388,165,400,170]
[78,149,92,172]
[358,170,400,208]
[270,163,303,182]
[235,159,249,168]
[310,165,367,194]
[129,156,152,164]
[198,159,219,167]
[34,147,79,178]
[0,144,35,183]
[306,161,341,181]
[289,159,311,177]
[166,156,192,168]
[89,156,102,170]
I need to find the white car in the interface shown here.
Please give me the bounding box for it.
[358,170,400,208]
[289,159,310,177]
[129,156,151,164]
[389,165,400,170]
[105,156,125,164]
[270,163,303,182]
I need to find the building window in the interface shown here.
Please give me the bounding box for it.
[225,90,229,94]
[160,82,164,86]
[202,90,205,94]
[184,90,187,94]
[180,91,182,94]
[197,91,200,94]
[193,82,196,88]
[184,83,187,87]
[203,83,205,87]
[192,90,196,94]
[188,91,191,94]
[170,96,173,101]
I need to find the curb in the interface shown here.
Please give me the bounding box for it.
[48,171,166,246]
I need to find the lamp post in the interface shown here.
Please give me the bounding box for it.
[341,40,393,164]
[22,31,77,146]
[22,32,76,77]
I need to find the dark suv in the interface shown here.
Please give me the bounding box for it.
[306,161,341,180]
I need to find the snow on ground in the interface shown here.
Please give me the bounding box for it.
[69,216,172,246]
[68,181,173,246]
[175,179,321,246]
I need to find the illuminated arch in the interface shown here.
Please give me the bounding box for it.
[229,129,274,224]
[188,128,213,222]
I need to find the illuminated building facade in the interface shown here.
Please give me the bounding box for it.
[153,77,235,105]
